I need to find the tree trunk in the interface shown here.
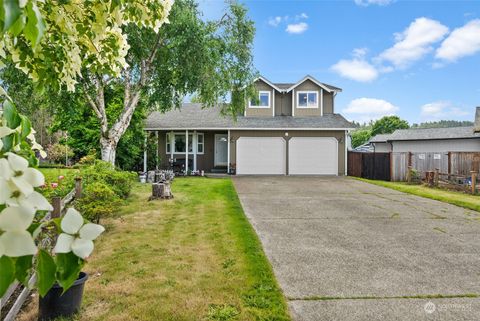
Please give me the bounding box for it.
[100,137,117,165]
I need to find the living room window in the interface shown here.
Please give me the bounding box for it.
[249,91,270,108]
[166,133,204,154]
[297,91,318,108]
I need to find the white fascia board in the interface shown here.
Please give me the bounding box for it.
[286,75,336,93]
[255,76,283,93]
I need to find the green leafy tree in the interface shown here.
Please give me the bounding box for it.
[371,116,409,136]
[50,85,147,170]
[411,120,473,128]
[350,129,372,148]
[81,0,256,164]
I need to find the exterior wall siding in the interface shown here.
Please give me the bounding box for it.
[274,91,292,116]
[392,139,480,153]
[323,92,334,114]
[230,130,346,175]
[373,142,392,152]
[245,79,274,117]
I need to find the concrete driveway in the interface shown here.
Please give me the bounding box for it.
[232,176,480,321]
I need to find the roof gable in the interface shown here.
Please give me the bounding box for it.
[286,75,342,93]
[253,75,342,94]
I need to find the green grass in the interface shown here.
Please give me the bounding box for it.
[355,178,480,212]
[77,178,290,321]
[39,167,79,183]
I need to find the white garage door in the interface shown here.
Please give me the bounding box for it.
[289,137,338,175]
[237,137,286,175]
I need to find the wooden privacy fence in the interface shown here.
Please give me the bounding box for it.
[347,152,391,181]
[0,178,82,321]
[350,151,480,182]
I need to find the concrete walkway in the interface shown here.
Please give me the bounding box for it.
[233,176,480,321]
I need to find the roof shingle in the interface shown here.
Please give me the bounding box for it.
[145,103,354,130]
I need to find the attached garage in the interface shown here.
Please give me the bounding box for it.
[236,137,286,175]
[288,137,338,175]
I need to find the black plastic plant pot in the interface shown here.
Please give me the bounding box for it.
[38,272,89,321]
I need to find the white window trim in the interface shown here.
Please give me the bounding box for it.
[166,132,204,155]
[249,91,271,109]
[296,90,319,109]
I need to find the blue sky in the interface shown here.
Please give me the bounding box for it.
[199,0,480,125]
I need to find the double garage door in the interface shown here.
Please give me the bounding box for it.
[236,137,338,175]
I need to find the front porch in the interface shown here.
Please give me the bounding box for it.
[144,129,231,174]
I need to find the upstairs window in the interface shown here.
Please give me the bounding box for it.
[297,91,318,108]
[249,91,270,108]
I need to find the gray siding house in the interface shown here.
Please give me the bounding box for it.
[368,108,480,153]
[144,75,353,175]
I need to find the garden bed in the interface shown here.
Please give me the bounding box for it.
[39,168,80,201]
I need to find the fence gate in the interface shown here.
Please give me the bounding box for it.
[348,151,391,181]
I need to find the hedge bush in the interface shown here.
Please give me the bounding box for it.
[76,182,119,223]
[80,161,137,199]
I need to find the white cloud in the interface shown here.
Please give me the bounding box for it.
[295,13,308,20]
[286,22,308,34]
[268,16,282,27]
[343,98,399,122]
[420,101,470,120]
[352,47,368,58]
[377,17,449,68]
[354,0,394,6]
[435,19,480,62]
[331,59,379,82]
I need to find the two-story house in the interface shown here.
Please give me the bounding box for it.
[144,75,353,175]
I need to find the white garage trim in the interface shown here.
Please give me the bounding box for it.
[288,137,338,175]
[236,137,286,175]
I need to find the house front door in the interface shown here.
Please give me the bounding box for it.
[214,134,228,166]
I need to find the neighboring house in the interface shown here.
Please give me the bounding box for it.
[368,107,480,153]
[144,75,354,175]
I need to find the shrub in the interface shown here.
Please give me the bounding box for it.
[81,160,137,199]
[76,182,119,223]
[78,150,97,165]
[46,143,75,164]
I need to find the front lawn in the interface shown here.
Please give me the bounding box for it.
[38,178,290,320]
[355,178,480,212]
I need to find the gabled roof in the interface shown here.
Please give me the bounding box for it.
[369,134,393,143]
[285,75,342,93]
[373,126,480,142]
[254,76,283,92]
[145,103,354,130]
[253,75,342,94]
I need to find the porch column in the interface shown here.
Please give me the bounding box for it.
[227,130,231,174]
[185,129,189,173]
[155,131,159,170]
[193,130,197,172]
[143,133,147,173]
[170,131,174,160]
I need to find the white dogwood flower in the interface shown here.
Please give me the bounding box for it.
[0,124,15,151]
[54,208,105,259]
[0,153,46,207]
[0,206,37,257]
[27,128,47,158]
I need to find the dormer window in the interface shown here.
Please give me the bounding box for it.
[297,91,318,108]
[249,91,270,108]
